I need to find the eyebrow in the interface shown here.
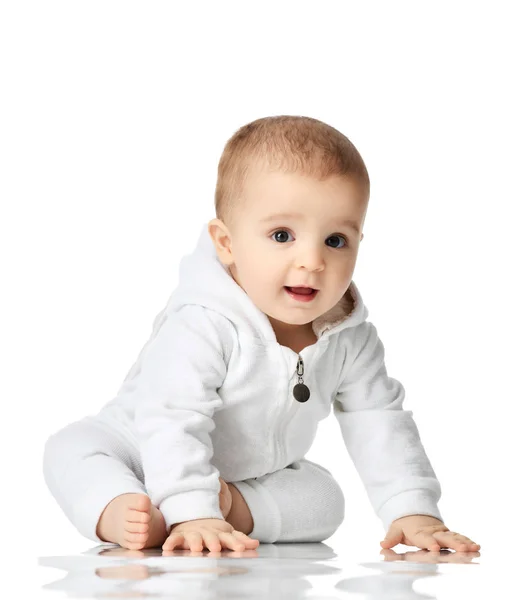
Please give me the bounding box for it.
[260,212,361,234]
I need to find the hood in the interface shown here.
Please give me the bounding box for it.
[159,223,369,344]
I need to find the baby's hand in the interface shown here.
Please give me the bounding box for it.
[162,517,259,552]
[380,515,480,552]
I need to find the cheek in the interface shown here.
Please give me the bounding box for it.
[245,260,284,292]
[248,255,278,275]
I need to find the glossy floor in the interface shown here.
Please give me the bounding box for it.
[32,540,500,599]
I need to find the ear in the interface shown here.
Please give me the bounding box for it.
[208,219,234,266]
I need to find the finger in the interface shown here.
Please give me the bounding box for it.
[432,531,481,551]
[162,532,185,551]
[379,548,401,560]
[434,531,477,545]
[201,531,223,552]
[411,533,441,551]
[380,527,403,549]
[218,532,247,551]
[185,531,204,552]
[233,531,260,548]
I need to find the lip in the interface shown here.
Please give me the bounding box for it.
[284,287,319,302]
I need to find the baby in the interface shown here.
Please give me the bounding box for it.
[43,115,480,554]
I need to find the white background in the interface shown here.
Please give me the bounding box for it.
[1,1,521,595]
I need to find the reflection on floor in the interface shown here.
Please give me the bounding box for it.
[38,542,482,599]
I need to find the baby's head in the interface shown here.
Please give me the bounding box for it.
[208,115,369,340]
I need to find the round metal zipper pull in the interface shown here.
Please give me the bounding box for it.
[293,355,310,402]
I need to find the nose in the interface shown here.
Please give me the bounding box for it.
[294,244,325,272]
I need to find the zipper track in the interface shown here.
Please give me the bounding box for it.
[276,349,317,467]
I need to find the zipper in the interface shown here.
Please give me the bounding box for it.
[275,348,317,470]
[273,317,349,469]
[293,355,310,402]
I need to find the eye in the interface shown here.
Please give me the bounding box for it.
[326,235,348,249]
[270,229,348,248]
[271,229,294,243]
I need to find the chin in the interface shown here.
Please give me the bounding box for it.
[275,315,312,326]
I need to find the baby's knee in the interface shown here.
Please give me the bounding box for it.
[287,460,345,540]
[44,419,81,455]
[43,427,69,465]
[317,472,345,536]
[43,423,78,482]
[42,417,102,476]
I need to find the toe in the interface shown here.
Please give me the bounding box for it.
[128,494,152,513]
[125,521,149,534]
[127,510,151,524]
[124,531,148,547]
[122,539,146,550]
[126,495,152,522]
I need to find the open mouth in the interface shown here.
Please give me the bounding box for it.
[284,286,319,302]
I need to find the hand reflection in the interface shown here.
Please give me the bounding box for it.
[98,547,161,559]
[96,563,247,580]
[97,545,260,561]
[161,548,260,559]
[380,548,480,564]
[96,564,152,580]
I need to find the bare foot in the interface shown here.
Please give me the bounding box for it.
[96,493,167,550]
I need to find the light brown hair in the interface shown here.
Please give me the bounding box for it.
[214,115,370,231]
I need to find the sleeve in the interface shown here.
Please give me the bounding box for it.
[333,321,443,531]
[133,304,230,530]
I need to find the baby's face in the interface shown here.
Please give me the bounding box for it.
[212,167,367,340]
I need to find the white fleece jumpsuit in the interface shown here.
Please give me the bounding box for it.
[43,223,442,544]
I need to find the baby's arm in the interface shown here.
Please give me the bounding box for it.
[334,321,443,532]
[133,305,233,531]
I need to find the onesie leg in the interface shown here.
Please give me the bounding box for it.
[231,459,345,543]
[43,416,147,543]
